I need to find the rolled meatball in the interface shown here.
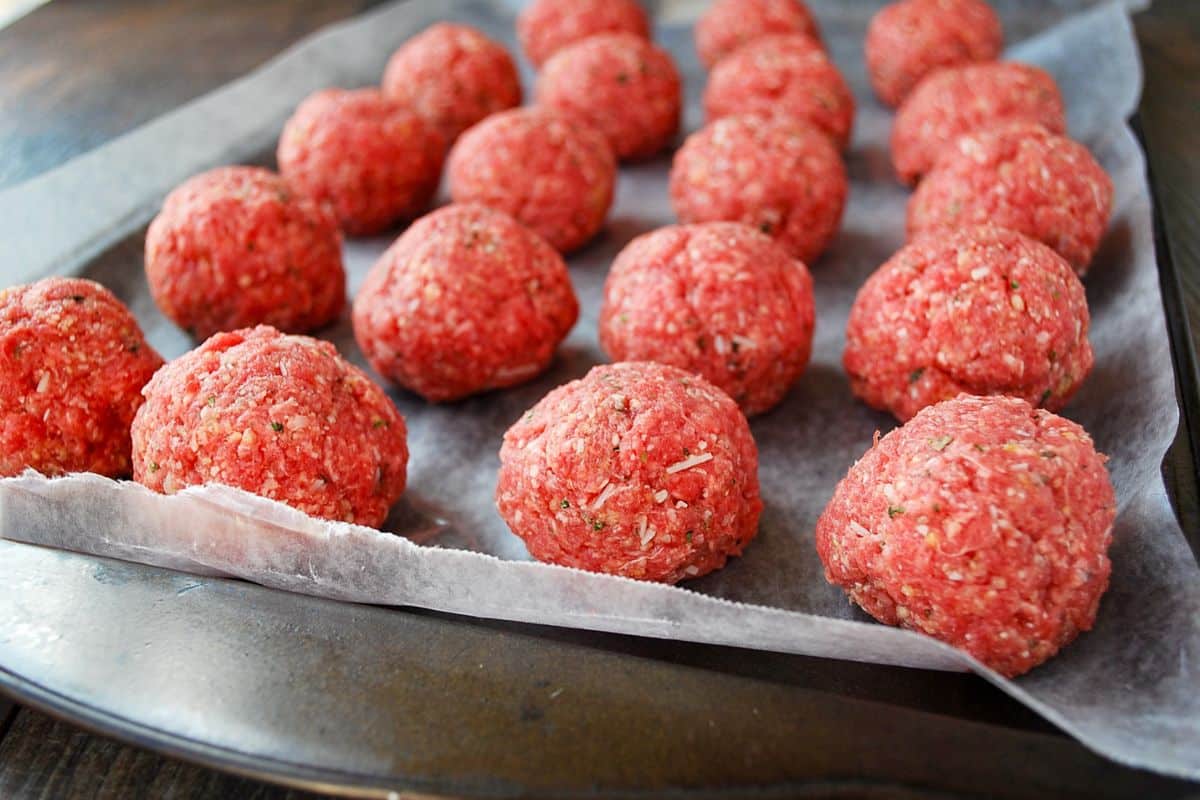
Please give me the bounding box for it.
[277,88,445,235]
[353,204,579,402]
[382,22,522,143]
[704,33,854,150]
[844,225,1093,422]
[907,122,1113,272]
[496,361,762,583]
[816,394,1115,677]
[695,0,822,69]
[670,114,847,263]
[145,166,345,339]
[866,0,1003,108]
[447,107,616,253]
[132,325,407,527]
[517,0,650,68]
[0,277,163,478]
[599,222,815,415]
[891,61,1066,184]
[536,33,682,161]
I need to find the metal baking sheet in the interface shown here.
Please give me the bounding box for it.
[1,0,1198,787]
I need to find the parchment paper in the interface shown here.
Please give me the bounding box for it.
[2,0,1198,781]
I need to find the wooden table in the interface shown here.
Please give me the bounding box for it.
[0,2,1196,798]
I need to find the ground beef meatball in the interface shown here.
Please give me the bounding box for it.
[447,106,616,253]
[496,361,762,583]
[353,204,579,402]
[0,277,163,478]
[670,114,847,263]
[815,393,1115,677]
[866,0,1003,108]
[907,122,1113,272]
[845,225,1093,422]
[382,22,522,143]
[517,0,650,68]
[145,166,345,340]
[132,325,407,527]
[599,222,815,416]
[704,33,854,150]
[891,61,1066,184]
[695,0,822,69]
[277,88,445,235]
[536,33,681,161]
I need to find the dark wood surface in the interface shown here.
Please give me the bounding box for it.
[0,1,1196,798]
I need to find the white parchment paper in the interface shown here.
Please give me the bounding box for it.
[1,0,1197,781]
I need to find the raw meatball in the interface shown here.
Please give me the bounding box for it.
[496,361,762,583]
[145,166,345,340]
[892,61,1066,183]
[866,0,1003,108]
[447,106,616,253]
[0,277,163,478]
[536,33,681,161]
[669,114,847,263]
[704,33,854,150]
[695,0,822,69]
[844,225,1092,422]
[599,222,815,416]
[815,394,1115,677]
[132,325,407,527]
[353,204,579,402]
[517,0,650,68]
[907,122,1113,272]
[277,88,445,235]
[382,22,522,143]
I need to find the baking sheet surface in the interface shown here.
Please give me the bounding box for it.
[1,0,1197,780]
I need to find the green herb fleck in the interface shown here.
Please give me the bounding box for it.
[149,462,160,472]
[973,443,986,452]
[206,396,216,407]
[1010,279,1020,290]
[618,313,629,324]
[1039,389,1052,405]
[929,434,953,451]
[638,451,648,463]
[271,421,284,432]
[591,519,605,532]
[909,367,925,383]
[887,505,905,519]
[685,531,694,543]
[560,499,570,509]
[372,419,388,429]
